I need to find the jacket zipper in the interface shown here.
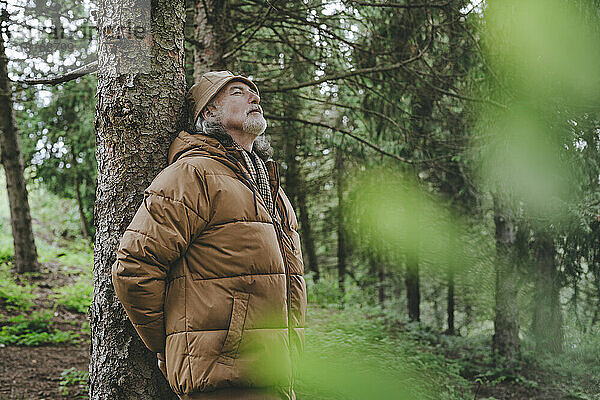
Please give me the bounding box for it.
[273,218,293,366]
[268,163,294,370]
[217,153,294,367]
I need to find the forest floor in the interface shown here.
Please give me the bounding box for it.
[1,184,599,399]
[1,250,599,399]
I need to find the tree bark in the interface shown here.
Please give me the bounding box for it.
[378,264,386,308]
[193,0,225,82]
[72,165,90,240]
[405,251,420,322]
[336,148,347,298]
[297,189,320,281]
[89,0,186,398]
[532,230,563,354]
[446,234,456,335]
[281,81,320,282]
[0,25,39,274]
[492,195,520,361]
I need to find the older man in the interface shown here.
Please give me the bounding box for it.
[112,71,307,400]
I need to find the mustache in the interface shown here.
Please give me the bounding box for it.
[246,106,263,115]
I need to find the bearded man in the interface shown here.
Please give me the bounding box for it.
[112,71,307,400]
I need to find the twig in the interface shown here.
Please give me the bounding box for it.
[295,93,405,134]
[265,113,415,164]
[349,1,451,9]
[262,47,427,93]
[222,7,272,60]
[17,60,97,85]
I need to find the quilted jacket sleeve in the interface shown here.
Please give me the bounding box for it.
[111,161,209,353]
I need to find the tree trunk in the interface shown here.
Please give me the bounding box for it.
[89,0,186,398]
[492,195,520,361]
[378,264,386,308]
[297,189,320,281]
[0,26,39,274]
[73,169,90,241]
[592,268,600,329]
[281,81,320,282]
[336,148,347,298]
[446,234,456,335]
[446,267,455,335]
[532,230,563,354]
[193,0,225,82]
[405,252,420,322]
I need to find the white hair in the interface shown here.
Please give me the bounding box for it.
[194,104,273,160]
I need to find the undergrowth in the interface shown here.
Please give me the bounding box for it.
[58,367,89,398]
[0,311,80,346]
[0,262,38,311]
[53,278,93,313]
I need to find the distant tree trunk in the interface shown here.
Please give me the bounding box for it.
[367,253,385,307]
[193,0,225,82]
[532,230,563,354]
[405,251,420,322]
[447,268,455,334]
[89,0,186,398]
[74,174,90,240]
[297,189,320,281]
[281,89,320,281]
[492,195,520,361]
[71,157,90,241]
[283,136,320,281]
[336,148,347,298]
[378,264,386,307]
[0,27,39,274]
[592,268,600,328]
[446,234,456,335]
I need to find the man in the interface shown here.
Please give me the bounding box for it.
[112,71,307,400]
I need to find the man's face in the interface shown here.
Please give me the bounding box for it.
[206,81,266,136]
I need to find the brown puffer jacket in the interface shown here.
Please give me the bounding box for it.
[112,131,307,398]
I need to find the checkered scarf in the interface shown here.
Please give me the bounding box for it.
[234,143,275,217]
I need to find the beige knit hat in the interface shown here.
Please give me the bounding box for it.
[186,70,259,124]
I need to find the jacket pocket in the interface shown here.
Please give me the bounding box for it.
[218,292,250,366]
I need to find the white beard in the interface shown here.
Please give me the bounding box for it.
[242,113,267,136]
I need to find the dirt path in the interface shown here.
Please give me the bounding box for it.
[0,262,90,399]
[0,343,89,400]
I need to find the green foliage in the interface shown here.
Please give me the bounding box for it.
[0,311,80,346]
[298,306,471,400]
[27,181,90,246]
[0,247,13,264]
[53,278,92,313]
[525,320,600,396]
[80,321,90,336]
[0,263,37,311]
[58,367,89,398]
[1,168,93,274]
[17,76,98,239]
[305,272,343,307]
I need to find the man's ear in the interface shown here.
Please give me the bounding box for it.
[202,105,216,119]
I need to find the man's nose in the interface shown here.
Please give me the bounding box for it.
[249,91,260,104]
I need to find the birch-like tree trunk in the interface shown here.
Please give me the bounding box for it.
[89,0,186,398]
[0,25,39,274]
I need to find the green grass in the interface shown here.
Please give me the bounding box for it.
[297,305,471,400]
[0,311,80,346]
[0,263,37,311]
[0,168,93,277]
[58,367,89,398]
[53,277,93,313]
